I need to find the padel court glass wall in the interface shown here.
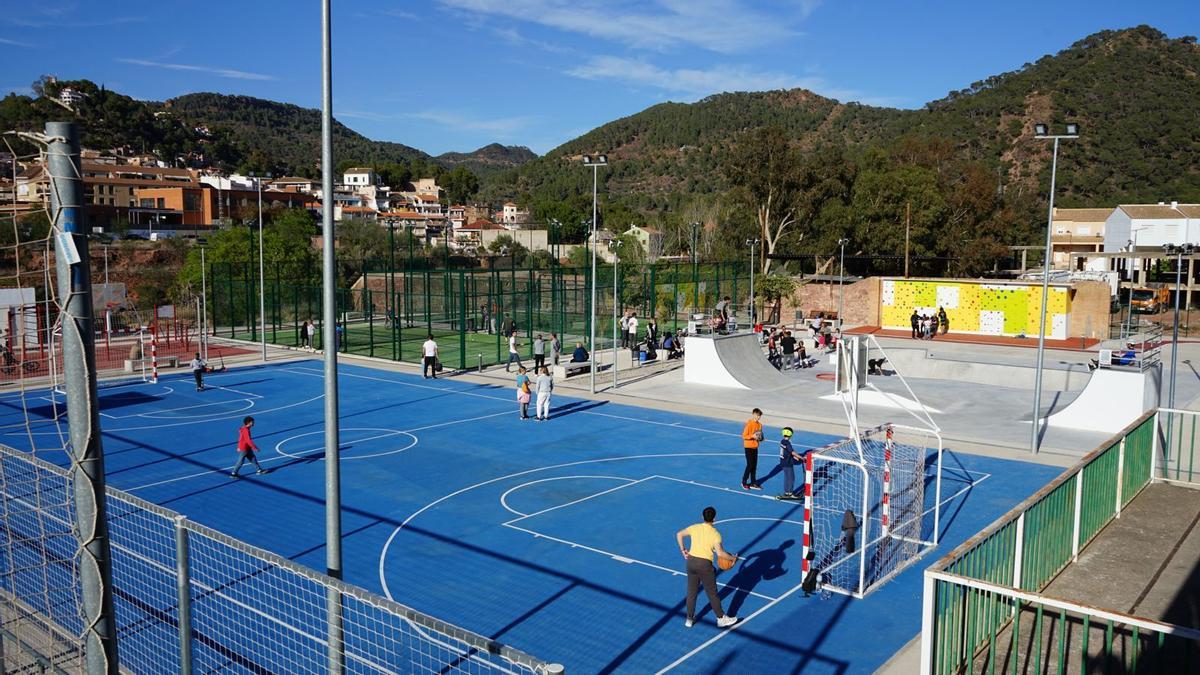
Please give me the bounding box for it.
[209,259,752,369]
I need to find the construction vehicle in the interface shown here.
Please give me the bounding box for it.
[1129,284,1170,313]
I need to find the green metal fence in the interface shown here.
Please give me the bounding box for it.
[208,259,752,370]
[921,411,1200,674]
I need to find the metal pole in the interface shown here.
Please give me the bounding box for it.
[1170,249,1185,409]
[174,516,193,675]
[103,244,108,286]
[257,177,266,362]
[612,244,619,390]
[200,247,207,360]
[1030,137,1059,454]
[589,165,598,395]
[838,238,848,336]
[319,2,344,672]
[748,239,756,323]
[48,120,120,673]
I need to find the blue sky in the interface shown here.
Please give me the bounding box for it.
[2,1,1197,156]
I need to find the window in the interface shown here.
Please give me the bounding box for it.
[184,193,201,211]
[157,198,165,209]
[139,198,154,208]
[1078,226,1091,236]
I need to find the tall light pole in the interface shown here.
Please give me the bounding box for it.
[253,174,270,362]
[1164,243,1195,410]
[583,154,608,395]
[1030,122,1079,454]
[837,238,850,336]
[746,238,760,324]
[611,239,622,390]
[690,221,700,311]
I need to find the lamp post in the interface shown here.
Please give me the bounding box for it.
[583,154,608,395]
[746,238,760,324]
[1030,122,1079,454]
[837,238,850,336]
[1164,243,1195,411]
[690,221,700,311]
[610,239,622,390]
[252,174,270,362]
[1123,226,1150,337]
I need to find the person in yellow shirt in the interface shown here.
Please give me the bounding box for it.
[741,408,764,490]
[675,506,739,628]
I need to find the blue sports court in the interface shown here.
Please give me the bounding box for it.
[0,360,1063,672]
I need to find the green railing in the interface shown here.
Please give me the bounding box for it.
[921,411,1200,674]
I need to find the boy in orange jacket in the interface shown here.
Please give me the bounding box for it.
[741,408,764,490]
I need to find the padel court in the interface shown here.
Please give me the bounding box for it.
[0,359,1062,673]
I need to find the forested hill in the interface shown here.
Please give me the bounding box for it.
[0,84,537,178]
[493,25,1200,222]
[163,93,433,175]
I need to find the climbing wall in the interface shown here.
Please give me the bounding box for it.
[879,279,1070,339]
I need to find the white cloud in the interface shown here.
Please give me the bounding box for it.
[567,56,813,97]
[117,58,275,81]
[438,0,806,54]
[0,38,34,47]
[409,110,537,135]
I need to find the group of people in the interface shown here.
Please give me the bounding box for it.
[677,407,811,629]
[910,307,949,340]
[514,365,555,420]
[763,327,814,370]
[505,332,565,372]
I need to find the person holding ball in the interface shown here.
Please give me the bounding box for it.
[676,506,739,629]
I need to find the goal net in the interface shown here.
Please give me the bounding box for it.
[802,422,942,598]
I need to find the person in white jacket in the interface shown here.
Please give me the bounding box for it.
[534,366,554,421]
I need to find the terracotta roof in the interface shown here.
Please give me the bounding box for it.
[344,167,373,174]
[1119,204,1200,219]
[503,201,517,207]
[271,176,314,184]
[416,194,440,201]
[341,206,377,213]
[1052,208,1113,222]
[460,219,504,230]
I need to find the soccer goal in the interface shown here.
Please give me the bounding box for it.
[800,335,943,598]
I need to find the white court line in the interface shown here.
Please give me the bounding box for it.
[654,475,784,503]
[504,476,651,524]
[124,409,513,492]
[379,453,745,602]
[499,475,636,517]
[657,468,994,672]
[501,522,778,603]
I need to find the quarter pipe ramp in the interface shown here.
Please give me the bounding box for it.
[683,333,800,390]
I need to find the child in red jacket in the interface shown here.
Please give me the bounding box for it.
[231,416,267,478]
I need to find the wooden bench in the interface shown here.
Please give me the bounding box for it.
[123,356,179,373]
[552,361,591,379]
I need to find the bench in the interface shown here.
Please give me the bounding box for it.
[123,356,179,373]
[552,361,591,379]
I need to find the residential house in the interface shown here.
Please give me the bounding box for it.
[1049,207,1112,269]
[1103,202,1200,252]
[624,224,665,261]
[343,167,377,187]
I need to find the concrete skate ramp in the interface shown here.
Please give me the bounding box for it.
[882,347,1090,391]
[1042,365,1160,434]
[683,333,798,390]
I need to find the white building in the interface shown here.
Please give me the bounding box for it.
[343,167,377,187]
[1104,203,1200,252]
[58,87,87,109]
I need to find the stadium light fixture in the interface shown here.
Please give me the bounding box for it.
[583,153,610,394]
[1030,123,1078,454]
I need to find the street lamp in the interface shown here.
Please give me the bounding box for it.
[251,174,272,362]
[696,220,700,309]
[1164,243,1195,411]
[837,238,850,336]
[1030,122,1079,454]
[583,153,608,395]
[610,239,622,390]
[746,238,760,324]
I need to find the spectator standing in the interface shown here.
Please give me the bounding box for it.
[305,319,316,351]
[533,334,546,371]
[515,367,532,419]
[910,310,920,339]
[619,311,630,349]
[421,334,439,379]
[780,331,797,370]
[534,366,554,420]
[550,332,562,365]
[938,306,949,335]
[627,313,639,355]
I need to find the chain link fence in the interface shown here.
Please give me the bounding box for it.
[0,445,560,673]
[210,260,752,370]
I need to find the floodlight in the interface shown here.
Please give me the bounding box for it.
[1034,123,1048,137]
[1065,123,1079,135]
[581,155,592,164]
